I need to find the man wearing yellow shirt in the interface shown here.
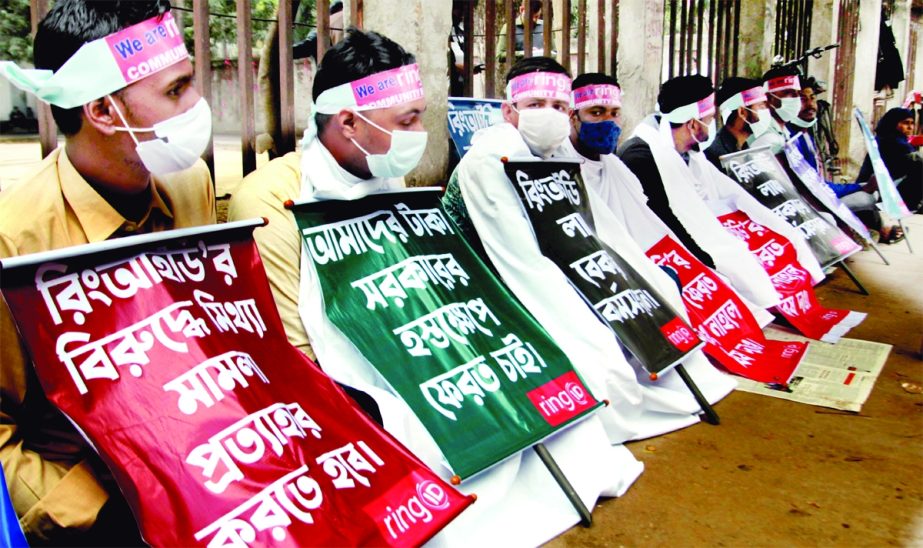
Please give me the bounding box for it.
[0,0,214,543]
[228,29,425,421]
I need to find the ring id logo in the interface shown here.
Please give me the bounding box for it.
[416,480,450,510]
[527,372,597,426]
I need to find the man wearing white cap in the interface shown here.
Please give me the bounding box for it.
[704,76,772,168]
[444,60,735,446]
[232,39,635,548]
[618,75,823,314]
[751,65,803,154]
[0,1,214,543]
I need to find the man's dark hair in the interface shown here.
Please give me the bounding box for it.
[716,76,761,124]
[658,74,713,127]
[761,64,800,84]
[572,72,619,91]
[505,56,570,84]
[801,75,825,94]
[312,28,415,135]
[33,0,171,135]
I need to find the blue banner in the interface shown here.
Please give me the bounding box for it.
[0,465,27,547]
[447,97,504,159]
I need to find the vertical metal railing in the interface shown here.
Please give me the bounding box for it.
[236,0,256,176]
[774,0,814,69]
[664,0,740,81]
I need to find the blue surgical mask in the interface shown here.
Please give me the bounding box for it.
[577,119,622,155]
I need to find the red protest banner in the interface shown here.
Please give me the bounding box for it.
[647,236,805,384]
[0,220,472,547]
[719,210,866,343]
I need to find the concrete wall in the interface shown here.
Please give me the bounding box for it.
[738,0,777,78]
[361,0,452,187]
[615,1,664,135]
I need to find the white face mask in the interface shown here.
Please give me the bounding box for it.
[111,97,212,176]
[351,112,428,179]
[691,117,717,151]
[789,115,817,129]
[746,107,773,137]
[514,106,570,157]
[773,95,803,123]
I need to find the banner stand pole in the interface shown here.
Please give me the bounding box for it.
[898,219,913,253]
[868,240,891,265]
[837,261,870,295]
[533,443,592,527]
[674,364,720,425]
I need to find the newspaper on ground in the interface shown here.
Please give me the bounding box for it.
[733,327,891,412]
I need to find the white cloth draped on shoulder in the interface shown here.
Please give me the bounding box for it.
[455,123,733,440]
[295,131,642,547]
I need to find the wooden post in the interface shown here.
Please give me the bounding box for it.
[485,0,497,97]
[523,0,533,57]
[464,0,475,96]
[609,0,618,75]
[317,0,330,63]
[506,0,516,71]
[277,0,296,154]
[577,0,586,74]
[236,0,256,176]
[29,0,57,158]
[192,0,214,176]
[560,0,571,73]
[596,0,605,71]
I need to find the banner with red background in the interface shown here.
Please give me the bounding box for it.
[0,220,471,547]
[718,210,866,343]
[647,236,805,384]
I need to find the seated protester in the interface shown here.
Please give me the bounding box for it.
[856,107,923,212]
[0,1,215,543]
[704,77,771,169]
[788,77,896,241]
[750,65,803,155]
[230,34,634,546]
[618,75,824,311]
[444,59,735,442]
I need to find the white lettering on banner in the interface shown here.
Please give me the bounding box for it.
[392,298,501,357]
[447,110,492,135]
[796,217,830,238]
[489,333,548,382]
[777,288,813,317]
[725,160,762,183]
[569,250,624,288]
[194,465,324,546]
[757,179,786,197]
[194,290,267,338]
[394,204,455,237]
[594,289,661,323]
[681,273,720,310]
[186,402,323,494]
[301,211,409,265]
[37,243,240,326]
[700,300,744,338]
[315,441,385,490]
[163,351,269,415]
[721,217,768,241]
[755,240,787,268]
[351,254,470,310]
[726,338,766,367]
[555,212,592,239]
[515,168,582,212]
[56,301,208,395]
[771,199,812,220]
[383,480,449,541]
[419,356,502,420]
[648,248,693,270]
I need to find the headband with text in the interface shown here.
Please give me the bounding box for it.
[506,71,572,103]
[662,93,716,124]
[572,84,622,109]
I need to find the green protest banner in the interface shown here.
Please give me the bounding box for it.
[291,189,601,480]
[503,158,703,376]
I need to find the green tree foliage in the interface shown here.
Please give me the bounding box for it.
[0,0,34,63]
